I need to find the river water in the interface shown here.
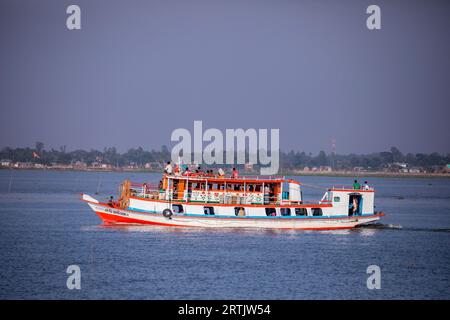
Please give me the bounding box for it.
[0,170,449,299]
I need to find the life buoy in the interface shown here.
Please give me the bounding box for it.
[162,208,173,218]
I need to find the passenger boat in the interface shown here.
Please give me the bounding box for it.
[81,174,384,230]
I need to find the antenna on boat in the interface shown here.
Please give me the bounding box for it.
[331,138,336,170]
[7,169,13,193]
[95,178,102,195]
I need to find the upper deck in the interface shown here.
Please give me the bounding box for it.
[162,174,298,185]
[125,174,302,206]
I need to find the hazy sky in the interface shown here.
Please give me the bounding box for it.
[1,0,449,154]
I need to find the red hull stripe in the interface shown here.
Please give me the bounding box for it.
[96,211,185,227]
[95,211,366,230]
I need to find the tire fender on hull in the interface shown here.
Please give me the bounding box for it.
[162,208,173,219]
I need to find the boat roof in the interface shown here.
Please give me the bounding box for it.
[163,174,300,185]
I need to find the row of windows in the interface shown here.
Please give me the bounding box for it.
[171,204,322,217]
[271,208,322,216]
[189,182,277,192]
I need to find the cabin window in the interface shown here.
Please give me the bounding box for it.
[265,208,276,216]
[295,208,308,216]
[204,206,215,215]
[254,185,261,192]
[280,208,291,216]
[172,204,184,213]
[312,208,323,216]
[192,183,204,190]
[234,207,245,216]
[333,196,340,202]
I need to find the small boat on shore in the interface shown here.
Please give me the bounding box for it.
[81,174,384,230]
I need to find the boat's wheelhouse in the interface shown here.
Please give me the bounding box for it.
[320,187,375,216]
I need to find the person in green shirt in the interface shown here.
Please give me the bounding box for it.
[353,180,361,190]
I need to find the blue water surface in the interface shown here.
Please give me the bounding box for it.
[0,170,449,299]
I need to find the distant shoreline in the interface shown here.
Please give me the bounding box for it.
[1,167,449,179]
[280,170,450,179]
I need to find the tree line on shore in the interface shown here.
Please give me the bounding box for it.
[1,143,449,172]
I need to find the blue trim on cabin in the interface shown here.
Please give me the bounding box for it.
[127,206,375,219]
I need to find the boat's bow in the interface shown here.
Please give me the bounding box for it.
[81,193,100,204]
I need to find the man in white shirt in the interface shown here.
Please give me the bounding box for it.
[164,161,173,175]
[364,181,370,190]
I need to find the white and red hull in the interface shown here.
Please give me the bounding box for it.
[82,195,384,231]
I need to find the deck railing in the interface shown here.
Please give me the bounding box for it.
[128,181,283,205]
[164,174,286,181]
[331,186,374,191]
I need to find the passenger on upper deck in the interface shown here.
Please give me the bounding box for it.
[353,180,361,190]
[232,167,239,179]
[191,170,200,177]
[173,165,181,176]
[364,181,370,190]
[183,167,191,176]
[164,161,173,175]
[218,168,225,178]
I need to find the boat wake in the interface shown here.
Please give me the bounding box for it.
[357,223,450,233]
[356,222,403,230]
